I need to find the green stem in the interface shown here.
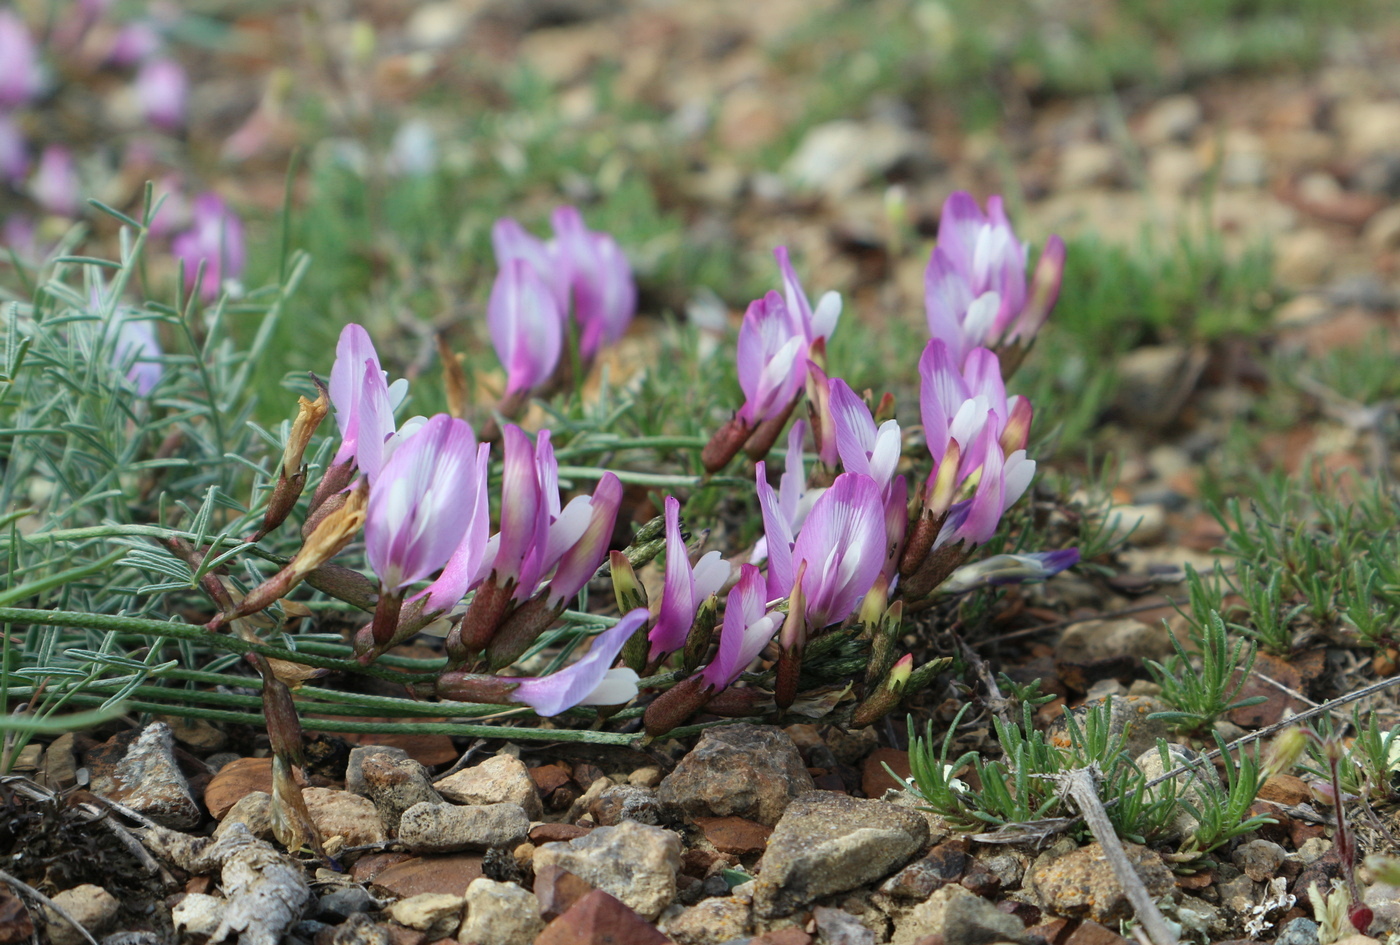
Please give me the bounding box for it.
[0,548,129,606]
[0,607,420,685]
[555,466,750,489]
[552,435,707,459]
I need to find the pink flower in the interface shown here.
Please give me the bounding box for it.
[327,324,411,480]
[699,564,780,691]
[488,258,563,396]
[542,471,623,609]
[925,192,1064,363]
[789,473,887,629]
[829,378,901,496]
[0,113,28,184]
[774,246,840,347]
[750,421,823,569]
[550,206,636,360]
[364,414,480,593]
[172,193,246,301]
[415,441,492,615]
[509,609,648,716]
[108,22,161,67]
[135,58,187,131]
[31,146,80,217]
[736,291,806,426]
[0,12,41,109]
[648,496,730,660]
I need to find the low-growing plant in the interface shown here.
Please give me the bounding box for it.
[1147,603,1267,734]
[1175,736,1275,861]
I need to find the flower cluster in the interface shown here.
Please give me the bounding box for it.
[210,193,1075,732]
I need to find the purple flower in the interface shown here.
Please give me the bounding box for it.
[491,208,636,363]
[774,246,841,347]
[550,206,636,360]
[736,291,806,426]
[414,441,492,614]
[941,549,1080,594]
[110,314,163,395]
[789,473,887,629]
[31,146,80,217]
[648,496,730,661]
[0,11,41,109]
[925,191,1064,363]
[509,609,648,716]
[0,113,28,185]
[934,425,1036,549]
[134,58,187,131]
[541,471,623,609]
[364,414,480,593]
[829,378,901,496]
[488,258,563,396]
[108,22,161,67]
[699,564,780,691]
[172,193,246,301]
[750,421,823,569]
[328,324,411,479]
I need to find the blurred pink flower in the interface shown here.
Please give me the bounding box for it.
[31,146,80,217]
[735,291,806,426]
[135,58,187,131]
[0,12,41,109]
[488,258,563,396]
[327,324,413,482]
[172,193,246,301]
[549,206,636,360]
[0,113,28,184]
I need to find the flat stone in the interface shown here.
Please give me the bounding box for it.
[533,820,681,920]
[658,724,814,827]
[1259,774,1311,806]
[304,787,388,846]
[534,890,670,945]
[370,855,484,899]
[530,823,591,844]
[1234,839,1288,883]
[861,748,910,798]
[318,886,378,921]
[1064,919,1131,945]
[694,816,771,856]
[457,877,544,945]
[351,851,414,884]
[753,791,929,918]
[782,119,923,197]
[435,754,543,820]
[87,723,200,828]
[388,893,464,938]
[171,892,225,941]
[1030,842,1176,923]
[397,802,530,853]
[880,840,969,899]
[206,756,277,820]
[347,746,410,796]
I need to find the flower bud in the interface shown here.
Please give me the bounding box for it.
[702,414,753,472]
[680,595,720,675]
[610,550,648,613]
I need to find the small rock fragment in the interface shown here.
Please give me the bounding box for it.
[435,754,543,820]
[589,784,664,826]
[534,890,670,945]
[346,746,410,796]
[1030,841,1176,923]
[658,724,814,826]
[814,906,877,945]
[370,855,484,899]
[319,886,378,921]
[172,892,226,941]
[387,893,463,938]
[215,791,274,840]
[754,791,929,918]
[661,895,751,945]
[46,885,120,945]
[397,802,530,853]
[879,839,969,899]
[359,755,443,831]
[206,757,277,820]
[534,865,595,922]
[1234,839,1288,883]
[532,820,681,920]
[693,816,772,856]
[304,787,388,846]
[0,886,32,944]
[458,877,544,945]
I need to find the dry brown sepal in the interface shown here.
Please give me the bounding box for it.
[255,389,329,540]
[436,333,470,420]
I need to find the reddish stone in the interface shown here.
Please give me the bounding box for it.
[1258,774,1311,806]
[370,854,484,898]
[357,732,458,768]
[1175,870,1214,890]
[1027,918,1076,945]
[534,864,595,922]
[204,757,275,819]
[1064,920,1129,945]
[861,748,910,798]
[680,849,732,878]
[1228,653,1310,728]
[531,764,574,794]
[960,858,1001,897]
[385,926,428,945]
[0,887,33,944]
[693,816,772,856]
[530,823,592,844]
[1247,800,1293,844]
[351,851,414,884]
[534,890,670,945]
[751,930,813,945]
[1290,820,1328,847]
[811,770,847,793]
[997,899,1040,927]
[571,763,606,789]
